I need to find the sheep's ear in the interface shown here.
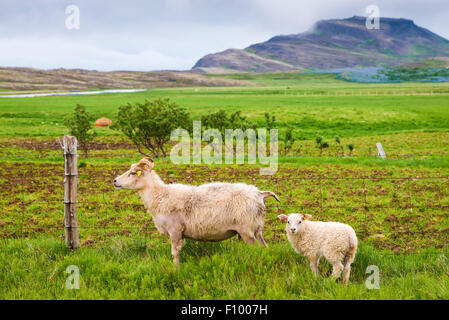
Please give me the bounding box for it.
[137,158,154,172]
[303,214,312,220]
[277,214,288,221]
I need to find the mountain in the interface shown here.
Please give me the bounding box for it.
[192,49,299,73]
[192,16,449,73]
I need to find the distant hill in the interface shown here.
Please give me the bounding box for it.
[0,67,253,91]
[192,16,449,73]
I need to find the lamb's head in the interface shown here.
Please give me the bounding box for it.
[113,157,154,190]
[277,213,312,234]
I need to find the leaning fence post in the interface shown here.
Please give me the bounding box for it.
[62,136,79,250]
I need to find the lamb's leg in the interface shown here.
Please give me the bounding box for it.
[342,263,351,286]
[342,250,356,285]
[331,261,344,280]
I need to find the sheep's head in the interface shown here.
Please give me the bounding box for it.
[113,157,154,190]
[277,213,312,234]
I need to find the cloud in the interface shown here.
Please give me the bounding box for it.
[0,36,191,71]
[1,0,448,71]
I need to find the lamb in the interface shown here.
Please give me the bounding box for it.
[278,213,357,285]
[113,157,280,265]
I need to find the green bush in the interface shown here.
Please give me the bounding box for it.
[284,126,295,155]
[264,112,276,131]
[347,143,355,155]
[201,110,253,136]
[112,98,191,158]
[63,104,96,157]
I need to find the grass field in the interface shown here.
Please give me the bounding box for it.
[1,74,449,140]
[0,72,448,299]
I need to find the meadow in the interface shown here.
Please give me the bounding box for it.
[0,72,448,299]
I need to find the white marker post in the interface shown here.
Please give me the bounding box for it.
[376,143,387,159]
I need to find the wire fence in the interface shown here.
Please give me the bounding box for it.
[1,153,449,160]
[1,151,448,256]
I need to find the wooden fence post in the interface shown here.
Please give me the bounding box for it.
[62,136,79,250]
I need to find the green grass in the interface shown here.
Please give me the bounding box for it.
[1,72,449,299]
[1,73,449,139]
[1,237,448,299]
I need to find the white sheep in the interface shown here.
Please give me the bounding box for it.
[114,158,280,265]
[277,213,357,285]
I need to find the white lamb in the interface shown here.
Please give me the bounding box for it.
[278,213,357,285]
[113,158,280,265]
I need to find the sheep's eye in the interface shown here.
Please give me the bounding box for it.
[130,172,136,175]
[287,221,290,224]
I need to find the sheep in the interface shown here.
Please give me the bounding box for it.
[113,157,280,265]
[277,213,357,285]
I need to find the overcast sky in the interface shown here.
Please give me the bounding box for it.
[1,0,448,71]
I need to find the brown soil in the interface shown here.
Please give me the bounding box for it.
[0,137,135,151]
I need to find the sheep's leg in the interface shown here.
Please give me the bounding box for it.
[239,233,256,245]
[255,228,268,248]
[168,227,184,266]
[170,234,183,266]
[309,256,320,276]
[237,226,257,245]
[235,226,256,244]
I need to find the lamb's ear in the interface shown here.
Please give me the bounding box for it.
[303,214,312,220]
[277,214,288,221]
[137,158,154,172]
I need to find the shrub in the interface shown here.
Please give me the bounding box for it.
[335,136,344,156]
[284,126,295,155]
[112,98,191,158]
[318,141,329,155]
[201,110,253,136]
[63,104,97,157]
[201,110,254,154]
[315,136,329,155]
[347,143,355,155]
[264,112,276,131]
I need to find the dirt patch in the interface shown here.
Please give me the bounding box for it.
[0,137,136,151]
